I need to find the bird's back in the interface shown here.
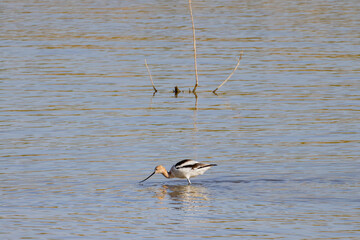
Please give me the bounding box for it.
[170,159,216,178]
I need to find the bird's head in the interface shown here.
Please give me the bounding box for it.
[139,165,168,183]
[154,165,166,174]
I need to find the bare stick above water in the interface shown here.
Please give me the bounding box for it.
[144,58,157,93]
[213,51,243,94]
[189,0,199,93]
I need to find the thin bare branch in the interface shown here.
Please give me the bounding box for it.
[213,51,243,94]
[144,58,157,93]
[189,0,199,93]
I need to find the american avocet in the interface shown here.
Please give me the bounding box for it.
[139,159,217,185]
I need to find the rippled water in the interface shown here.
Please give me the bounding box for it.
[1,0,359,239]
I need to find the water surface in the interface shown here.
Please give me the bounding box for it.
[1,0,359,239]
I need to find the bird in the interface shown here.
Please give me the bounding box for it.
[139,159,217,185]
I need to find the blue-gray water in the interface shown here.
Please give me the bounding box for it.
[1,0,359,239]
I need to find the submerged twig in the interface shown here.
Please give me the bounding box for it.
[173,86,181,97]
[189,0,199,93]
[213,51,243,94]
[144,58,157,93]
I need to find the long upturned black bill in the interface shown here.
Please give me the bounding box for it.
[139,171,155,183]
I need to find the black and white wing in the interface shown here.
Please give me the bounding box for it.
[170,159,217,180]
[174,159,199,169]
[174,159,217,170]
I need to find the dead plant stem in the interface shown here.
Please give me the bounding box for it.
[144,58,157,93]
[213,51,243,94]
[189,0,199,93]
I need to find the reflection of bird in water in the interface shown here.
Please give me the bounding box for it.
[140,159,217,184]
[154,184,209,202]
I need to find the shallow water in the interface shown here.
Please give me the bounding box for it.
[1,0,360,239]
